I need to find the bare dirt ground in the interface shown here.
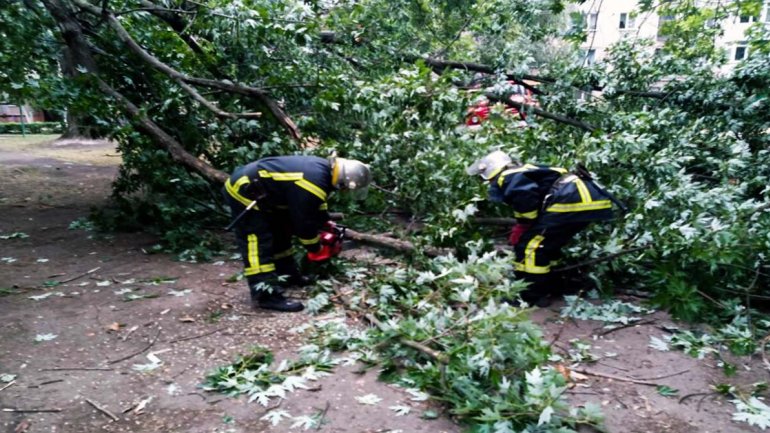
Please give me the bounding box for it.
[0,135,767,433]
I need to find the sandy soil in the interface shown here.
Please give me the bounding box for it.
[0,135,767,433]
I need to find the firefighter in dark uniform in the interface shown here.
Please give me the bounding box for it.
[467,151,615,307]
[224,155,371,312]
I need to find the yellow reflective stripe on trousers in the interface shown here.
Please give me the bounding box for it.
[514,210,539,219]
[274,248,295,260]
[515,234,551,274]
[244,234,276,276]
[225,176,255,207]
[258,170,328,201]
[299,235,320,245]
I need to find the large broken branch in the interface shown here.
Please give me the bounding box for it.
[96,78,228,183]
[344,228,453,257]
[175,80,262,120]
[72,0,302,143]
[485,93,597,132]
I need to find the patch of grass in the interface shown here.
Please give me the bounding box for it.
[0,134,60,148]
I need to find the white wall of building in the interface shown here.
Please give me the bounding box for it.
[575,0,770,70]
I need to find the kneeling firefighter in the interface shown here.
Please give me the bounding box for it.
[224,155,371,312]
[467,150,620,307]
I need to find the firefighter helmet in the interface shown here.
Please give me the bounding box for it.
[466,150,513,180]
[332,157,372,194]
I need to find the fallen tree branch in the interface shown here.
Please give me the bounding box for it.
[364,314,449,364]
[85,398,119,421]
[2,408,63,413]
[72,0,302,143]
[40,367,113,372]
[570,367,659,386]
[108,325,161,364]
[57,266,101,284]
[632,368,689,381]
[485,93,597,132]
[175,80,262,120]
[344,228,453,257]
[167,327,225,344]
[552,245,651,273]
[96,78,228,183]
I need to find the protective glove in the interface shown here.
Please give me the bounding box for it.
[508,223,532,246]
[307,244,334,262]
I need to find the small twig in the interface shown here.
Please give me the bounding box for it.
[2,408,62,413]
[108,326,161,364]
[40,367,113,372]
[553,246,650,273]
[85,398,119,422]
[595,319,657,337]
[58,267,101,284]
[167,327,224,344]
[631,368,689,381]
[570,368,660,386]
[678,391,713,405]
[29,379,64,388]
[364,313,448,363]
[315,401,331,430]
[0,381,16,392]
[761,333,770,370]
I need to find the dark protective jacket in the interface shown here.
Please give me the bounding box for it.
[224,156,333,250]
[488,164,613,225]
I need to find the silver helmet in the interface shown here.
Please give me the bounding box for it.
[333,157,372,198]
[466,150,512,180]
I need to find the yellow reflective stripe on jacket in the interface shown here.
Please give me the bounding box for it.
[258,170,328,201]
[225,176,255,207]
[296,179,327,201]
[497,164,538,187]
[546,200,612,212]
[515,234,551,274]
[244,234,276,276]
[273,248,295,260]
[319,203,328,211]
[574,178,592,203]
[545,177,611,213]
[514,210,539,219]
[299,235,320,245]
[258,170,303,181]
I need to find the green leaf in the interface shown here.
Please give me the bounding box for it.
[656,385,679,397]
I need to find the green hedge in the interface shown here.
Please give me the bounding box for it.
[0,122,63,134]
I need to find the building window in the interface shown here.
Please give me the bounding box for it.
[735,45,748,60]
[585,49,596,65]
[657,15,674,41]
[619,13,635,29]
[588,13,598,30]
[739,15,754,23]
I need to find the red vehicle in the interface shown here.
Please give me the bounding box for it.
[465,83,537,127]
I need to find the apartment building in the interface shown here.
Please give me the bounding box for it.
[576,0,770,70]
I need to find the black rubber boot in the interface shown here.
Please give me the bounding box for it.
[275,257,313,288]
[249,283,303,312]
[283,274,313,288]
[253,289,304,312]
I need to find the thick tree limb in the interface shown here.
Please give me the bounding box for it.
[175,80,262,120]
[344,228,453,257]
[72,0,302,144]
[96,78,228,183]
[364,314,449,364]
[485,93,597,132]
